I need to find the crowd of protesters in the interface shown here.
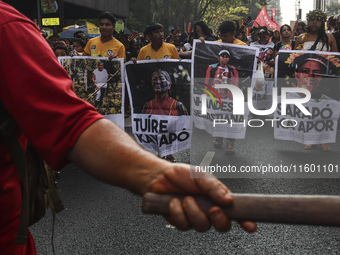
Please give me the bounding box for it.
[41,9,340,155]
[42,10,340,62]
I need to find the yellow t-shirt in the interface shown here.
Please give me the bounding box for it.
[216,38,247,46]
[137,42,179,60]
[84,36,126,60]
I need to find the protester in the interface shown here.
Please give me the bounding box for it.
[137,23,179,161]
[271,30,281,44]
[137,23,178,60]
[216,20,247,46]
[295,10,337,52]
[193,21,215,41]
[250,26,275,78]
[47,33,59,48]
[53,45,68,57]
[274,24,296,52]
[0,2,257,254]
[332,15,340,52]
[247,27,259,45]
[84,12,125,60]
[71,38,86,56]
[327,16,337,33]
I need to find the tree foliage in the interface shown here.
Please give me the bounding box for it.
[326,3,340,17]
[127,0,267,34]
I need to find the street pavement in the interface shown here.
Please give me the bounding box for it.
[30,121,340,254]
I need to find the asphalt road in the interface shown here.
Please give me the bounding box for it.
[30,123,340,254]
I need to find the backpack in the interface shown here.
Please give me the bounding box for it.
[0,100,64,250]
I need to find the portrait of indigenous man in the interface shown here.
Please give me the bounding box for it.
[204,49,240,155]
[142,69,188,116]
[204,49,239,100]
[276,51,340,151]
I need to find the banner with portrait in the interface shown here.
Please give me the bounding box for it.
[192,40,258,139]
[274,51,340,144]
[59,56,125,129]
[125,60,191,157]
[41,0,59,14]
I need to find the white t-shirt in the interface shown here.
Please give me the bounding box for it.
[93,68,108,88]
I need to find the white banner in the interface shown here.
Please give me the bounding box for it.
[274,94,340,144]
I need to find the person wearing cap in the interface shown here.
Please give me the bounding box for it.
[205,49,239,155]
[215,20,247,46]
[250,26,275,63]
[84,12,125,60]
[137,23,179,60]
[295,10,337,52]
[247,27,259,45]
[332,15,340,52]
[250,26,275,79]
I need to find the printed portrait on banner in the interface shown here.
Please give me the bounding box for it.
[274,51,340,144]
[192,40,258,139]
[59,56,125,129]
[125,59,191,157]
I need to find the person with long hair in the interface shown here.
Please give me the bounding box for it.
[192,21,215,41]
[295,10,338,52]
[274,24,295,52]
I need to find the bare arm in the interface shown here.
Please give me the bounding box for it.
[294,34,303,50]
[328,33,338,52]
[66,119,257,232]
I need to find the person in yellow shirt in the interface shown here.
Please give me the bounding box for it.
[137,23,179,60]
[84,12,125,61]
[215,20,247,46]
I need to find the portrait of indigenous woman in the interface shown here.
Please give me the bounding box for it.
[280,52,340,151]
[142,69,188,116]
[295,10,338,52]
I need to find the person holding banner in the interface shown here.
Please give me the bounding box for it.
[137,23,180,162]
[215,20,247,46]
[0,2,257,254]
[137,23,179,60]
[84,12,125,60]
[205,49,239,155]
[142,69,188,116]
[250,26,275,78]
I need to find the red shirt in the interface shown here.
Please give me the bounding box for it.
[0,2,103,254]
[144,97,178,116]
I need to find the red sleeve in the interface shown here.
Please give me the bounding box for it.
[0,20,103,169]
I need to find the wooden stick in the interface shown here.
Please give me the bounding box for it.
[86,69,119,101]
[142,193,340,226]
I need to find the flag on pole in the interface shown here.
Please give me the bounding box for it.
[271,8,276,21]
[253,6,280,31]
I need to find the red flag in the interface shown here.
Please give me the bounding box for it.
[187,22,191,34]
[271,8,276,21]
[253,6,280,31]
